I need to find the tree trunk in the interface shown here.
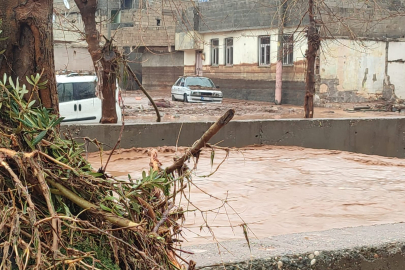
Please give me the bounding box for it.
[275,0,285,105]
[0,0,59,114]
[74,0,118,124]
[304,0,320,118]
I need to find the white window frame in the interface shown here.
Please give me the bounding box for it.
[283,34,294,66]
[259,36,271,66]
[211,39,219,66]
[225,37,233,66]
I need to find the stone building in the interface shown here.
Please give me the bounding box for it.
[175,0,405,105]
[53,0,190,90]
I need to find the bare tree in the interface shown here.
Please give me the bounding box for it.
[73,0,119,124]
[304,0,320,118]
[275,0,285,105]
[0,0,59,113]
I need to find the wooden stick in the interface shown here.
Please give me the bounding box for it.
[125,64,161,122]
[165,109,235,174]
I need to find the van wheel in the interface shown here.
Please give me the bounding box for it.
[172,95,176,101]
[184,94,188,103]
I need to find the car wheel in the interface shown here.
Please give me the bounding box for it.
[172,95,176,101]
[183,93,188,103]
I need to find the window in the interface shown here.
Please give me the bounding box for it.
[259,36,270,66]
[175,78,183,86]
[211,39,219,66]
[185,77,215,88]
[73,82,97,100]
[178,78,185,87]
[225,38,233,66]
[57,84,74,103]
[122,0,132,9]
[156,19,161,26]
[111,10,121,23]
[283,34,294,65]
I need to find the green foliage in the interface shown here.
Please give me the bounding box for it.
[0,73,183,269]
[73,237,121,270]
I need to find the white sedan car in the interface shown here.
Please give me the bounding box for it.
[171,76,223,103]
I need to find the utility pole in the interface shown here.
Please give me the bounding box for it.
[275,0,285,105]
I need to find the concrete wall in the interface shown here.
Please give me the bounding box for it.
[63,117,405,158]
[142,49,184,90]
[54,46,94,72]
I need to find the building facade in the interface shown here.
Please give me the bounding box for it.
[175,0,405,105]
[53,0,405,103]
[53,0,190,90]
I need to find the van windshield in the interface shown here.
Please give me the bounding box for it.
[185,77,215,88]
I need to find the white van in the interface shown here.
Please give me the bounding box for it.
[56,74,122,123]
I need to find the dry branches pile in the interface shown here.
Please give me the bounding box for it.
[0,73,234,269]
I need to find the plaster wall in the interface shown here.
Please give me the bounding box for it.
[387,42,405,99]
[54,46,94,72]
[320,40,385,96]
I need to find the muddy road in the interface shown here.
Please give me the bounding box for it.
[120,91,403,123]
[88,146,405,246]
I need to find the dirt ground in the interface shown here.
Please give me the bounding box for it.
[120,90,404,123]
[87,145,405,247]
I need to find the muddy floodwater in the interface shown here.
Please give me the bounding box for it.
[87,146,405,246]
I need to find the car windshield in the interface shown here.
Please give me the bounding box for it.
[185,77,215,88]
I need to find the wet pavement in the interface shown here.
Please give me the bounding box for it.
[120,91,404,123]
[87,145,405,247]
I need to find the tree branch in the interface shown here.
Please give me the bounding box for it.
[125,64,161,122]
[165,109,235,174]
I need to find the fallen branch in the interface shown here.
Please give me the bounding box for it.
[46,178,141,230]
[126,64,161,122]
[165,109,235,174]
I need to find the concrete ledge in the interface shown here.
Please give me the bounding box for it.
[63,117,405,158]
[183,223,405,269]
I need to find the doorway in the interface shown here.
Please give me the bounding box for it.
[196,51,203,76]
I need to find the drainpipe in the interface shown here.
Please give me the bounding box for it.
[275,0,285,105]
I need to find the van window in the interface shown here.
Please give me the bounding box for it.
[73,82,97,100]
[57,83,74,103]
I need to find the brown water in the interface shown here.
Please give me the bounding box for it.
[87,146,405,246]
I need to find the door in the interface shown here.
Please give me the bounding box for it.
[173,78,185,99]
[196,51,203,76]
[73,81,100,122]
[58,83,78,122]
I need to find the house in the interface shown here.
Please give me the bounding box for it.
[175,0,405,105]
[53,0,191,90]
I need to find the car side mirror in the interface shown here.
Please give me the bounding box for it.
[181,82,184,86]
[216,85,220,88]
